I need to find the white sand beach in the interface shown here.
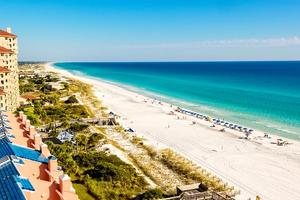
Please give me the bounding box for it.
[46,63,300,200]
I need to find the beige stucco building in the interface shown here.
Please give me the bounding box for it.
[0,27,19,111]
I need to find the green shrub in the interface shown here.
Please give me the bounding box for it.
[65,95,79,104]
[138,188,164,200]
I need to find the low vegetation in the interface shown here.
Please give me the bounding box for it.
[18,68,163,199]
[47,139,149,200]
[18,74,92,136]
[115,127,235,195]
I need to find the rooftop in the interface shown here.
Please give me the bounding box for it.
[0,156,27,200]
[8,143,49,164]
[0,66,10,73]
[0,89,4,96]
[0,29,17,38]
[0,46,14,54]
[0,113,79,200]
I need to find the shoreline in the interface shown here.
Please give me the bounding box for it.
[45,62,300,200]
[51,63,300,142]
[47,62,298,144]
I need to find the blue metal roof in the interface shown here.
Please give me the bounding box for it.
[14,176,35,191]
[0,157,26,200]
[0,157,20,177]
[0,138,14,158]
[8,144,48,164]
[0,137,48,164]
[0,179,26,200]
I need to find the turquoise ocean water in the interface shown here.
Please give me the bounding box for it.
[54,62,300,140]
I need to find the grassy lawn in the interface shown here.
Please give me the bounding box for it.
[73,183,95,200]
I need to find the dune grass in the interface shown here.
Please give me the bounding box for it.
[73,183,95,200]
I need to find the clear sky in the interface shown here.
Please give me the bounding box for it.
[1,0,300,61]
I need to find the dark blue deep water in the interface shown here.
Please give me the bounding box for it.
[54,61,300,140]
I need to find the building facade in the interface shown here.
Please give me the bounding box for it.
[0,27,20,111]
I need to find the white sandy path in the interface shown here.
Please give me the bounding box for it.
[46,63,300,200]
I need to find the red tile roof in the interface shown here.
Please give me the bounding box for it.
[21,93,40,100]
[0,46,14,54]
[0,66,10,73]
[0,88,5,95]
[0,29,17,38]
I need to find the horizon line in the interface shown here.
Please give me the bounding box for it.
[19,59,300,63]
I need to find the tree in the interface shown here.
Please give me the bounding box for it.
[20,82,35,94]
[76,134,88,151]
[87,133,103,149]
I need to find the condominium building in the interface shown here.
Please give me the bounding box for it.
[0,27,20,111]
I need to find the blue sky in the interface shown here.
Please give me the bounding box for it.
[1,0,300,61]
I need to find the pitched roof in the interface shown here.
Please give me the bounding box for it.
[0,66,10,73]
[0,137,48,164]
[0,29,17,38]
[0,156,29,200]
[8,143,49,164]
[20,93,39,100]
[0,88,5,96]
[0,46,14,54]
